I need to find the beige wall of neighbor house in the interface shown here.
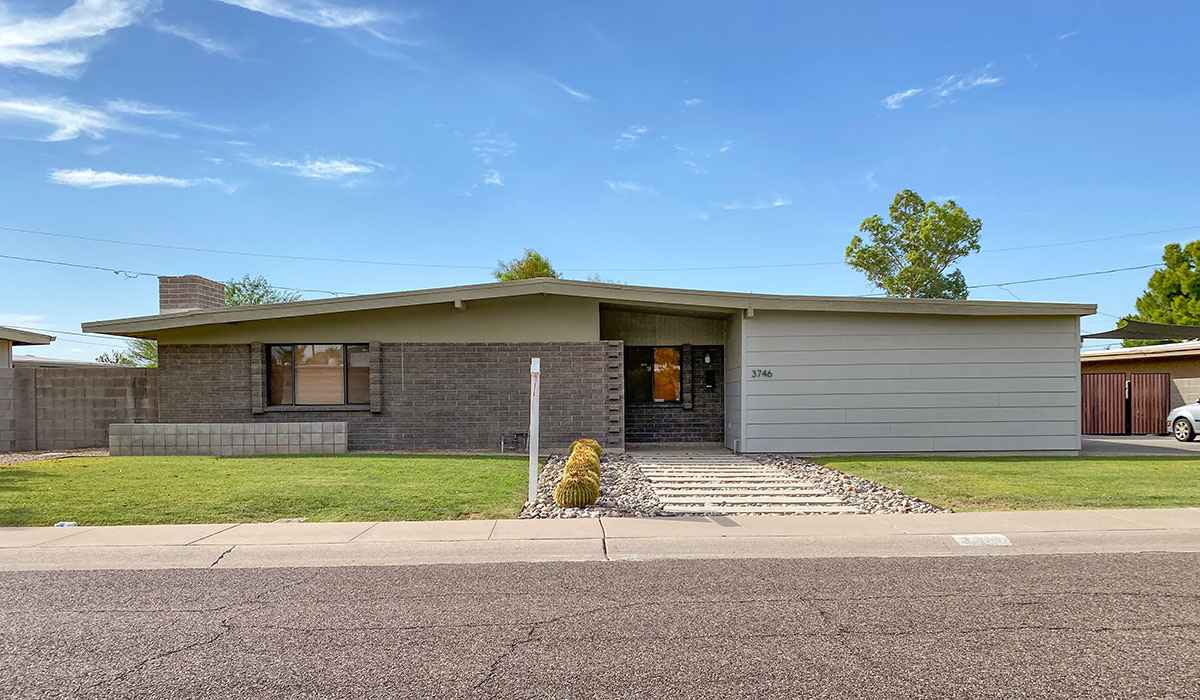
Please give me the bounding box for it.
[732,311,1083,454]
[152,295,601,345]
[599,309,726,346]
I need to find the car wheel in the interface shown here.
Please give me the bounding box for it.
[1172,417,1195,442]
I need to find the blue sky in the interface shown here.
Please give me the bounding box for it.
[2,1,1198,359]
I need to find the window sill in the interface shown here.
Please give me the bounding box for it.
[264,405,372,413]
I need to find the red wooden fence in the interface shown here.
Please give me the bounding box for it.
[1081,373,1126,435]
[1130,372,1171,435]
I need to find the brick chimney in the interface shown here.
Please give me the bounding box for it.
[159,275,226,313]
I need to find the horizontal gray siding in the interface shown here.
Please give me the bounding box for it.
[738,311,1081,454]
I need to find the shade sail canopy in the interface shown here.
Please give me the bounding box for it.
[1081,319,1200,341]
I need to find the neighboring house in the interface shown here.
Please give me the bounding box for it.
[0,326,54,452]
[83,275,1095,455]
[1081,341,1200,435]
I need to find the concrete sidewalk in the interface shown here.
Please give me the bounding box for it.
[1,508,1197,571]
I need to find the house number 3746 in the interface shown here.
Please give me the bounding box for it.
[751,369,774,378]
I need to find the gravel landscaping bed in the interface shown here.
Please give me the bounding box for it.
[520,452,670,518]
[0,448,109,465]
[754,454,947,514]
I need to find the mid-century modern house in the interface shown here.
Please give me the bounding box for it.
[82,275,1095,455]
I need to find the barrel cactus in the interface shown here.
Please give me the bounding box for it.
[566,445,602,479]
[568,438,603,459]
[554,471,600,508]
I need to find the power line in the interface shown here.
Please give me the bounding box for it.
[3,220,1197,274]
[0,252,355,297]
[0,224,494,271]
[966,263,1163,289]
[9,326,130,346]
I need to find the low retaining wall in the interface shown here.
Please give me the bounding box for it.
[109,422,347,456]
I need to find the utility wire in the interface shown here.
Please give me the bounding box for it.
[3,221,1197,274]
[0,253,354,297]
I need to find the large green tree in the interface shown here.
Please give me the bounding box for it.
[493,249,559,281]
[1122,241,1200,347]
[225,274,302,306]
[846,190,982,299]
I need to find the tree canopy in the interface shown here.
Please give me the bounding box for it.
[226,274,302,306]
[96,337,157,368]
[1122,241,1200,347]
[845,190,982,299]
[493,249,559,281]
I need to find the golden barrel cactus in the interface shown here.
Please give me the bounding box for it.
[554,471,599,508]
[566,445,601,479]
[568,438,602,459]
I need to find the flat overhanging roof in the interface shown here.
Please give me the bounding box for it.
[82,278,1097,339]
[0,325,54,346]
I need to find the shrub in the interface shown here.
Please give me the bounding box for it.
[568,438,602,459]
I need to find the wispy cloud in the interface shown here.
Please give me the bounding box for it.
[471,125,517,163]
[259,156,382,180]
[721,196,791,211]
[483,169,503,186]
[539,74,593,102]
[613,124,648,150]
[150,20,240,58]
[48,167,233,192]
[0,0,155,78]
[863,170,878,190]
[719,140,733,153]
[213,0,409,42]
[882,64,1003,110]
[933,64,1003,101]
[105,98,233,132]
[0,96,125,141]
[0,313,47,326]
[1057,29,1081,40]
[682,97,703,107]
[881,88,922,110]
[604,179,657,196]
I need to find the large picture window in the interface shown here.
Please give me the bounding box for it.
[268,344,369,406]
[625,346,681,403]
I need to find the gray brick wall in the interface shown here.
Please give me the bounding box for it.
[626,345,724,444]
[110,422,346,456]
[5,366,159,451]
[158,342,622,452]
[0,369,15,452]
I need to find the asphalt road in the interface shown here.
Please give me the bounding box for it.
[1081,435,1200,456]
[2,553,1197,699]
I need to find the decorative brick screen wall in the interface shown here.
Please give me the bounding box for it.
[110,422,347,456]
[157,341,623,452]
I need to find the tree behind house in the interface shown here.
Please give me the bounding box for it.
[1122,241,1200,347]
[845,189,982,299]
[493,249,559,281]
[226,274,302,306]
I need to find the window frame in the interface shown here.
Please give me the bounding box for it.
[625,345,683,405]
[267,343,370,407]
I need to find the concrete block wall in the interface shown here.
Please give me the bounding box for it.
[158,342,620,452]
[6,366,158,452]
[0,368,15,452]
[109,422,347,456]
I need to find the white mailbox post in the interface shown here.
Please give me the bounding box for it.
[527,357,541,504]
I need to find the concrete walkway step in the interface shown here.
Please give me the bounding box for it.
[664,505,859,515]
[659,495,847,506]
[656,488,828,497]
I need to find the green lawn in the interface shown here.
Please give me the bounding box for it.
[0,454,533,526]
[817,455,1200,511]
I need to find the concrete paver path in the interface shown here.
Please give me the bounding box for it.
[633,451,857,514]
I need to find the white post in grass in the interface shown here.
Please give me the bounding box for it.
[528,357,541,505]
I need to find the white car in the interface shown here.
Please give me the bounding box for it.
[1167,402,1200,441]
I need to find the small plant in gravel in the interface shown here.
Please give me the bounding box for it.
[565,444,602,479]
[568,438,602,459]
[553,460,600,507]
